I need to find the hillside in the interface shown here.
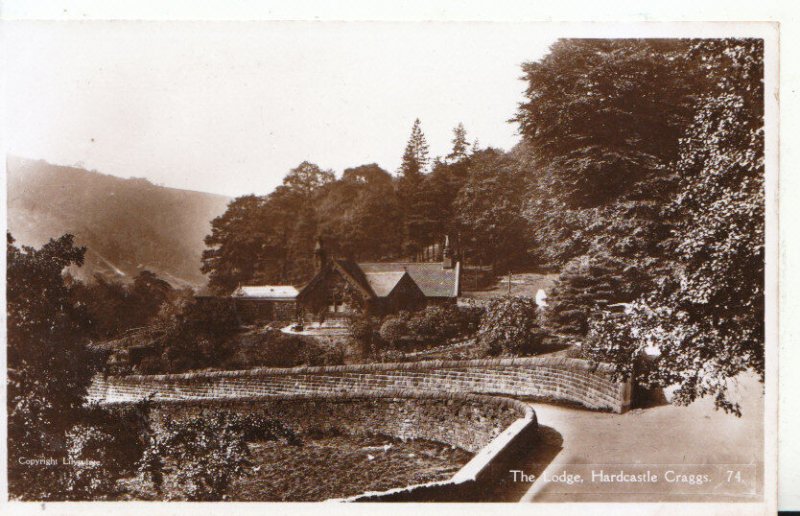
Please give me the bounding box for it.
[6,156,231,289]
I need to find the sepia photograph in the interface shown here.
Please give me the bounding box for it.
[0,9,780,515]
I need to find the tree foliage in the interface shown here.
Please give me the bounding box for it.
[399,118,430,180]
[453,149,530,270]
[202,162,335,291]
[515,39,698,209]
[447,122,469,163]
[584,39,765,414]
[70,270,175,339]
[5,233,125,499]
[545,254,648,337]
[201,141,519,293]
[6,234,97,457]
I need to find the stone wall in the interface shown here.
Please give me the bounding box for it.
[110,392,529,454]
[89,356,631,413]
[233,299,297,325]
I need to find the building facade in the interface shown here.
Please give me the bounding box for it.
[296,237,461,322]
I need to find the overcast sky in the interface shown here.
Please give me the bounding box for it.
[5,21,555,197]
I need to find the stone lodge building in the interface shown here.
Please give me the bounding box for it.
[295,237,461,322]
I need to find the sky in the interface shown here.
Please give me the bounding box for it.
[4,21,555,197]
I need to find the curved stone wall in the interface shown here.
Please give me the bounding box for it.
[121,391,530,453]
[89,356,631,413]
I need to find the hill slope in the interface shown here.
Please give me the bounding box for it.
[6,156,231,289]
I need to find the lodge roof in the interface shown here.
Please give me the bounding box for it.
[356,261,460,298]
[297,256,460,302]
[363,271,409,297]
[232,285,299,300]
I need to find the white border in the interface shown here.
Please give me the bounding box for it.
[0,2,790,514]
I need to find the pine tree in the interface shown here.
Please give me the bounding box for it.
[399,118,430,180]
[447,123,469,163]
[544,254,648,337]
[471,138,481,154]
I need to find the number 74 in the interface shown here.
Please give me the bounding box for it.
[726,470,742,482]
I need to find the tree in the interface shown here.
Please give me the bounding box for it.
[342,163,394,186]
[396,119,436,256]
[201,195,272,293]
[446,122,469,163]
[6,233,102,498]
[202,162,337,292]
[515,39,705,281]
[515,39,699,210]
[584,39,765,415]
[453,149,530,271]
[68,270,175,340]
[280,161,335,199]
[398,118,430,180]
[545,253,649,337]
[317,164,404,260]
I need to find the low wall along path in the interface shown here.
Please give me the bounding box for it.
[89,356,631,413]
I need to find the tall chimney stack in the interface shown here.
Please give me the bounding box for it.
[442,235,454,269]
[313,236,326,273]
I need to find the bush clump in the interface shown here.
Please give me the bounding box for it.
[223,330,344,369]
[137,412,299,501]
[478,296,549,356]
[374,304,484,353]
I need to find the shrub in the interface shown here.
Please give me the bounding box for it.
[139,412,299,501]
[478,296,548,356]
[137,354,168,375]
[62,424,122,500]
[407,305,448,341]
[222,330,343,369]
[347,315,382,357]
[60,401,152,500]
[139,413,252,501]
[379,317,410,348]
[373,304,486,354]
[453,303,484,336]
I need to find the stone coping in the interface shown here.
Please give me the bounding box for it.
[110,356,614,382]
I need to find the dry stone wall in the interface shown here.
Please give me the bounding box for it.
[112,392,529,454]
[89,356,630,412]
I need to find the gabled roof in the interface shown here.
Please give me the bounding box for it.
[363,271,409,297]
[358,262,460,298]
[232,285,299,300]
[332,259,376,298]
[297,259,460,301]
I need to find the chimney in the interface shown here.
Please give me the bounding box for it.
[442,235,454,269]
[314,236,327,273]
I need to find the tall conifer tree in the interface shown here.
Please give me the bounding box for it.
[398,118,430,180]
[447,123,469,163]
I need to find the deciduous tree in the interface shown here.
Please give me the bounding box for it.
[585,39,765,415]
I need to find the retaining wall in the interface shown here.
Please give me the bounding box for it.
[104,392,537,502]
[120,392,527,453]
[89,356,631,413]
